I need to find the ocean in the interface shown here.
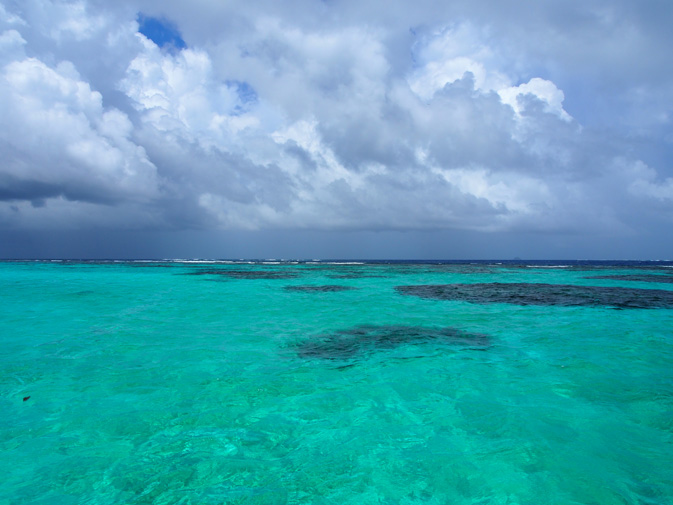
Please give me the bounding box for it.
[1,260,672,504]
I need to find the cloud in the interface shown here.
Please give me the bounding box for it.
[0,51,159,226]
[408,23,510,100]
[0,0,671,252]
[498,78,571,122]
[120,34,261,146]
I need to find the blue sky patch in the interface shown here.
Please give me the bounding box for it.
[226,80,259,114]
[137,14,186,51]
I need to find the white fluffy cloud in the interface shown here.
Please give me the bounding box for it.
[0,53,159,219]
[121,36,255,143]
[0,0,672,250]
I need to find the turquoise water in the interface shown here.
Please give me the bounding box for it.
[1,260,672,504]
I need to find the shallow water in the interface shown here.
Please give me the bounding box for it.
[1,260,672,504]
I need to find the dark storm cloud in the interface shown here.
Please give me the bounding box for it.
[0,172,59,202]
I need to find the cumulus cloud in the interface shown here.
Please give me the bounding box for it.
[408,23,510,100]
[0,0,671,253]
[0,55,158,214]
[498,78,571,122]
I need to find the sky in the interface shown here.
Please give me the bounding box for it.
[0,0,672,259]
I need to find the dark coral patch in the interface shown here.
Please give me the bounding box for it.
[127,262,176,268]
[296,324,490,361]
[285,285,357,292]
[186,269,299,279]
[584,275,673,284]
[395,283,673,309]
[326,274,388,279]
